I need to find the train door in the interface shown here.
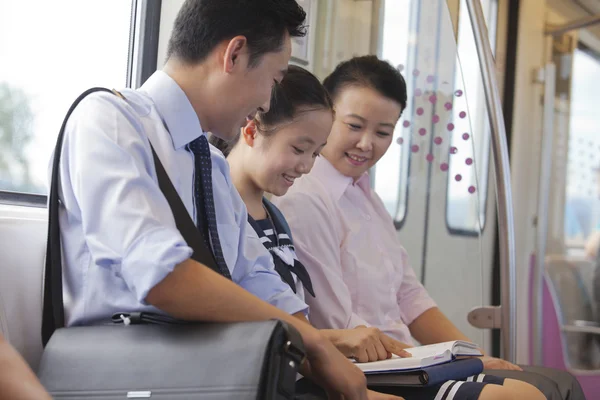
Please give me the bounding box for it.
[370,0,505,352]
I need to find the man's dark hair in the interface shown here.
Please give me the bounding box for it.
[167,0,306,67]
[209,65,333,157]
[323,55,407,113]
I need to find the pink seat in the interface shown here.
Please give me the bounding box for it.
[532,256,600,399]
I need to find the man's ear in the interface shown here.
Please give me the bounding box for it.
[242,119,258,147]
[223,36,248,73]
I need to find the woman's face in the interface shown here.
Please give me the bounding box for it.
[321,86,403,180]
[245,108,333,196]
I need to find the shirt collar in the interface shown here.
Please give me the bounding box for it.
[355,172,372,194]
[313,157,372,201]
[313,157,372,200]
[140,70,204,149]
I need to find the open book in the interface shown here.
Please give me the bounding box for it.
[355,340,482,374]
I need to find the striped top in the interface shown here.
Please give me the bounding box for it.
[247,199,315,305]
[255,218,306,303]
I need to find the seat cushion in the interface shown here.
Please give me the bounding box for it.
[0,204,47,369]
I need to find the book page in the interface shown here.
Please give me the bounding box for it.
[355,346,453,373]
[355,353,445,373]
[401,341,457,358]
[354,341,482,373]
[402,341,480,358]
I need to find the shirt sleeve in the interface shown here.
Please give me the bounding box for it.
[60,92,192,304]
[227,184,308,316]
[274,192,371,330]
[396,248,437,324]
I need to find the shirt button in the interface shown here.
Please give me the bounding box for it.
[364,214,371,221]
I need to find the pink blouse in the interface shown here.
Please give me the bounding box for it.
[273,157,436,344]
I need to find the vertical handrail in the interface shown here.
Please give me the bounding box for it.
[533,63,556,366]
[466,0,517,362]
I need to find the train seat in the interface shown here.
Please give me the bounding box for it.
[542,256,600,398]
[0,204,47,370]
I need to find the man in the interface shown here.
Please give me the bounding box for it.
[54,1,377,398]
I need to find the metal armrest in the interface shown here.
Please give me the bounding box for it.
[562,324,600,335]
[573,320,600,328]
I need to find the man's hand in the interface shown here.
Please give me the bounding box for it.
[480,356,522,371]
[303,330,369,400]
[327,326,412,362]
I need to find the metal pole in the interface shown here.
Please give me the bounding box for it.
[533,63,556,365]
[466,0,517,363]
[545,14,600,36]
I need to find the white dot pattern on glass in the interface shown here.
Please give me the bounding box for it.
[188,135,231,279]
[394,72,478,195]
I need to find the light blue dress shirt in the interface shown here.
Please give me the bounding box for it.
[54,71,308,326]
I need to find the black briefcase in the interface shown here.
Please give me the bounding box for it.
[38,320,304,399]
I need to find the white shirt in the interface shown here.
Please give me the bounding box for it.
[54,71,308,326]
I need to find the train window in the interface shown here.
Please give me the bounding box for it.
[0,1,134,196]
[564,47,600,248]
[445,0,497,234]
[373,0,414,225]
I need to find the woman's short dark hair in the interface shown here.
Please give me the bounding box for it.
[167,0,307,67]
[323,55,407,112]
[210,65,333,156]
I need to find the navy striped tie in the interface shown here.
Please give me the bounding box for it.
[188,135,231,279]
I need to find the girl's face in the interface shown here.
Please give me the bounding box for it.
[243,108,333,196]
[321,86,403,180]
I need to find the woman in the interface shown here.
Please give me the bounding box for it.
[273,55,578,400]
[212,64,544,400]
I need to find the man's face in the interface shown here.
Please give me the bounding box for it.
[213,33,291,140]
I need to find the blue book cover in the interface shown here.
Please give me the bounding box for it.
[366,358,484,387]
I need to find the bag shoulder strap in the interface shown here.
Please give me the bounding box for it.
[149,144,218,271]
[43,88,220,346]
[262,198,293,241]
[43,88,115,346]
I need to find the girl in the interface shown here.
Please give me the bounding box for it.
[213,64,545,399]
[211,65,410,364]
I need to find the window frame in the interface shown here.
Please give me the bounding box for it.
[129,0,163,89]
[392,0,420,230]
[0,0,161,207]
[0,191,46,208]
[370,0,420,230]
[562,43,600,250]
[444,0,499,237]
